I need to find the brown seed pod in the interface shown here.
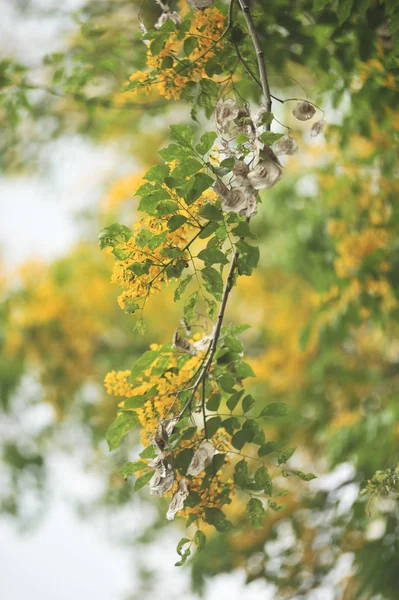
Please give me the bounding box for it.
[292,101,316,121]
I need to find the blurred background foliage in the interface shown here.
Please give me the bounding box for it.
[1,0,399,598]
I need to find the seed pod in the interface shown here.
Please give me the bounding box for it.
[166,478,190,520]
[221,188,248,214]
[193,335,213,352]
[233,160,251,186]
[151,417,178,457]
[214,179,229,198]
[272,135,298,156]
[173,329,197,355]
[215,98,240,132]
[187,0,213,9]
[149,459,175,496]
[292,101,316,121]
[310,119,325,137]
[155,11,182,29]
[187,440,215,476]
[247,160,282,190]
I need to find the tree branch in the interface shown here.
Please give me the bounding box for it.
[236,0,272,115]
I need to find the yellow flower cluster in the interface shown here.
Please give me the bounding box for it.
[128,8,226,100]
[105,346,203,445]
[5,245,115,418]
[104,340,239,522]
[109,186,217,310]
[333,227,389,278]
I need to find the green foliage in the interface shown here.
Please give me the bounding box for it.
[106,412,139,451]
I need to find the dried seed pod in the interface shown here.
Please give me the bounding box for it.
[173,329,197,355]
[310,119,325,137]
[244,193,258,218]
[149,459,175,496]
[193,335,213,352]
[233,160,251,186]
[155,11,182,29]
[187,440,215,476]
[187,0,214,9]
[166,478,190,520]
[180,317,191,336]
[247,160,282,190]
[151,417,178,457]
[221,188,248,214]
[272,135,298,156]
[292,101,316,121]
[215,98,240,132]
[214,179,229,198]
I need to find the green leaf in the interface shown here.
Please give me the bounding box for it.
[246,498,265,527]
[176,448,194,473]
[175,548,191,567]
[204,507,234,532]
[119,461,148,477]
[197,247,228,266]
[124,395,148,409]
[205,297,217,319]
[219,374,236,393]
[106,412,139,451]
[144,163,169,183]
[172,158,203,179]
[235,362,256,379]
[231,426,254,450]
[198,204,224,222]
[184,290,199,323]
[159,143,194,162]
[254,466,273,494]
[156,200,179,216]
[206,393,221,411]
[232,221,256,239]
[198,79,219,117]
[129,350,159,383]
[196,131,217,155]
[206,416,222,439]
[313,0,330,9]
[132,469,154,493]
[161,55,174,69]
[224,335,243,353]
[184,36,198,55]
[234,459,249,487]
[201,267,223,298]
[226,390,244,412]
[277,447,296,465]
[242,418,265,445]
[242,394,255,413]
[258,441,283,457]
[185,173,214,205]
[168,214,187,232]
[208,453,226,474]
[186,514,197,528]
[174,274,193,301]
[291,470,317,481]
[259,402,288,418]
[222,416,241,435]
[194,530,206,551]
[170,124,194,147]
[177,537,191,555]
[337,0,355,25]
[140,445,157,459]
[259,131,284,145]
[260,111,274,125]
